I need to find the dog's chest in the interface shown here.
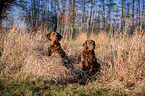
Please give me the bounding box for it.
[83,51,95,61]
[50,43,61,52]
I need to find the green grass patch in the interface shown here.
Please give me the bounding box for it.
[1,78,144,96]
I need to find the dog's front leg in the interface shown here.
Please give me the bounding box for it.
[89,64,93,73]
[48,47,52,56]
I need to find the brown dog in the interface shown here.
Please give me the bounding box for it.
[81,40,100,74]
[45,32,73,69]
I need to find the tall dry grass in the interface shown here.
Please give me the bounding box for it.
[0,26,144,94]
[0,27,74,83]
[92,30,145,94]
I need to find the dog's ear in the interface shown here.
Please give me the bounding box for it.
[57,32,62,41]
[83,41,87,48]
[45,32,51,41]
[92,40,96,49]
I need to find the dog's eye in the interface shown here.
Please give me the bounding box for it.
[52,33,55,35]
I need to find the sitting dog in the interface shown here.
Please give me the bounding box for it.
[45,32,73,69]
[81,40,100,74]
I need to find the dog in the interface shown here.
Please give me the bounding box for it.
[81,40,100,74]
[45,32,73,69]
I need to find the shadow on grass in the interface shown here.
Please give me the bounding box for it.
[43,70,100,86]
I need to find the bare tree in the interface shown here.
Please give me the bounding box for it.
[88,1,93,33]
[106,0,116,34]
[121,0,125,31]
[132,0,135,26]
[0,0,16,26]
[142,0,145,28]
[126,3,130,19]
[71,0,75,39]
[2,0,145,35]
[138,0,140,26]
[101,0,106,30]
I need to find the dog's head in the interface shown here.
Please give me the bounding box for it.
[46,32,62,42]
[83,40,96,50]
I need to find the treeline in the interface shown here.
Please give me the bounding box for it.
[0,0,145,37]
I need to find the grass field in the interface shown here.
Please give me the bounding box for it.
[0,27,145,95]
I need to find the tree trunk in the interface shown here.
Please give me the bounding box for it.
[71,0,75,39]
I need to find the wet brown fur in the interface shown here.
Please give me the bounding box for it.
[46,32,73,69]
[81,40,100,74]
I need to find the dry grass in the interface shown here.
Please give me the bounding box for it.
[0,28,74,83]
[0,27,145,95]
[95,33,144,94]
